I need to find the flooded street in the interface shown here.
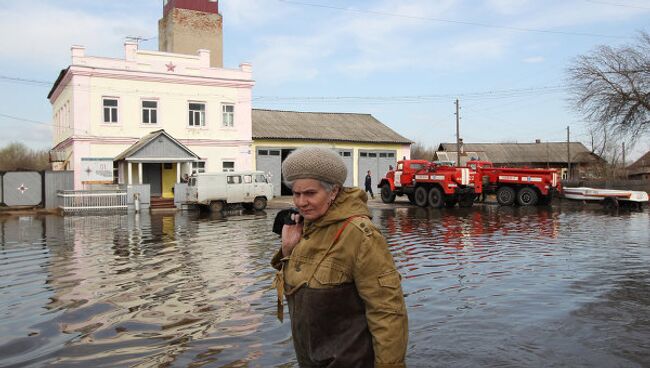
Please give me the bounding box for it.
[1,203,649,367]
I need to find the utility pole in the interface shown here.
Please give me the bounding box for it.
[566,126,571,180]
[455,99,460,167]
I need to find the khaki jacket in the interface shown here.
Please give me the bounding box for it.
[272,187,408,368]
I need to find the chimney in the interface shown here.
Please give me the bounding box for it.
[71,45,85,64]
[124,41,138,61]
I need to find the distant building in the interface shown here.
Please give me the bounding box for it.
[252,109,411,196]
[48,0,253,196]
[435,141,604,179]
[627,151,650,180]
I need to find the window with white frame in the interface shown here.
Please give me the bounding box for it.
[103,98,118,123]
[189,102,205,127]
[142,100,158,124]
[222,161,235,172]
[222,104,234,127]
[192,161,206,174]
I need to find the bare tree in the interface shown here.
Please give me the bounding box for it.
[410,141,437,160]
[0,142,49,171]
[568,31,650,143]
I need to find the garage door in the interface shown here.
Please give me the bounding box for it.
[357,150,396,189]
[256,148,282,197]
[337,150,354,187]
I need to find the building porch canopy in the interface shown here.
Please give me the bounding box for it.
[114,129,200,186]
[115,129,200,163]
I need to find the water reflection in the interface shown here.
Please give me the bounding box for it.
[1,204,649,367]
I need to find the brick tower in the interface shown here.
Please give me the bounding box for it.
[158,0,223,67]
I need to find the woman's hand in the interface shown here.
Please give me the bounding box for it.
[281,213,303,257]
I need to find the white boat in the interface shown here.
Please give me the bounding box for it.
[563,187,649,204]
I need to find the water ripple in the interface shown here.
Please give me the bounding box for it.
[1,205,649,367]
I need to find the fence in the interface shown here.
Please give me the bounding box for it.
[58,190,128,214]
[1,171,73,209]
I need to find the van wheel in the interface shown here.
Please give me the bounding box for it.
[496,186,516,206]
[381,184,396,203]
[414,186,428,207]
[210,201,225,212]
[517,187,538,206]
[253,197,267,210]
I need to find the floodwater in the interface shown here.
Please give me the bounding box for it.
[1,202,649,367]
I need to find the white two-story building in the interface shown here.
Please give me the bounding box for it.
[48,42,254,198]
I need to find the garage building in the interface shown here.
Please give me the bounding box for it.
[252,109,412,196]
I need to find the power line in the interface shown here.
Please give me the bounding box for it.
[0,113,52,127]
[0,75,52,86]
[0,74,569,103]
[277,0,633,39]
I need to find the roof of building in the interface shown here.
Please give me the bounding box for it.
[47,68,69,99]
[627,150,650,175]
[437,142,602,164]
[114,129,200,161]
[252,109,412,144]
[628,151,650,169]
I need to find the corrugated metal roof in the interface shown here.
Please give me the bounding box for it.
[252,109,412,144]
[437,142,601,164]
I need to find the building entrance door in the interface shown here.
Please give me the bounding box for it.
[143,164,162,197]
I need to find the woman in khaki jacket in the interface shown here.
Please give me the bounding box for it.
[272,147,408,368]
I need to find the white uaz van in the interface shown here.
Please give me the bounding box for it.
[186,170,273,212]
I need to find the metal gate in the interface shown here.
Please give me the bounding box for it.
[256,148,282,196]
[357,150,396,189]
[2,172,42,207]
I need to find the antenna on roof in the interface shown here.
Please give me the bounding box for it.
[125,35,157,44]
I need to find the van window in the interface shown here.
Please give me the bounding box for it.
[227,175,242,184]
[243,175,252,183]
[255,174,267,183]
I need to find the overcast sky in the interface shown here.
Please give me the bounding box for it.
[0,0,649,160]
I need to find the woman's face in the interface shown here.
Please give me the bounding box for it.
[291,178,338,221]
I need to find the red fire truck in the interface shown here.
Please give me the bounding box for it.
[378,160,480,208]
[467,160,561,206]
[379,159,561,208]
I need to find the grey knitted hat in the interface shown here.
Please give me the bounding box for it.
[282,147,347,185]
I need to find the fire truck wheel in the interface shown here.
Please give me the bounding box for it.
[427,187,444,208]
[414,186,429,207]
[496,186,516,206]
[516,187,538,206]
[381,184,396,203]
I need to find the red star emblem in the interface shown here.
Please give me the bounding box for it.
[165,62,176,72]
